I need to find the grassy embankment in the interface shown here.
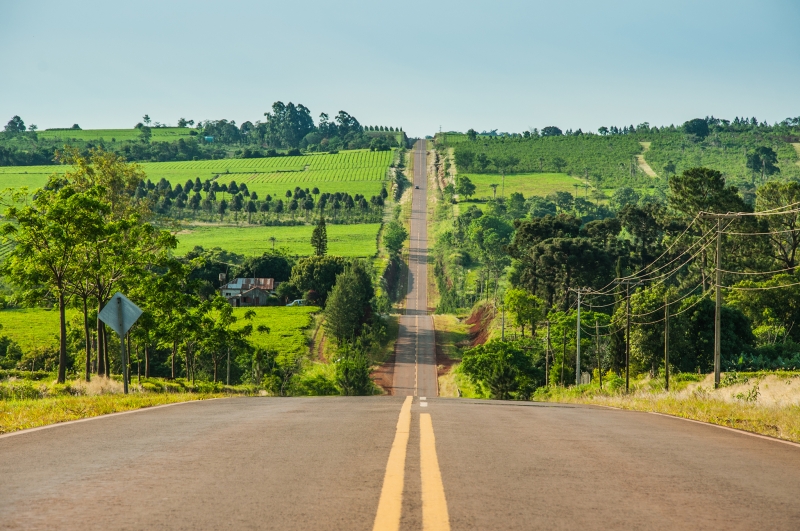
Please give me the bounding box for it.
[0,392,225,434]
[535,372,800,443]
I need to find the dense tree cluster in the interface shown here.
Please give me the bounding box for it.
[437,138,800,395]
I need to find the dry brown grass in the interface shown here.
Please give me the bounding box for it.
[537,373,800,443]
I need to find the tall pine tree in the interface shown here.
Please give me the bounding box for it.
[311,216,328,256]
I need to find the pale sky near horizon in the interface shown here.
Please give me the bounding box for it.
[1,0,798,137]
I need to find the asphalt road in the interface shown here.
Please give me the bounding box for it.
[392,139,437,397]
[2,396,799,530]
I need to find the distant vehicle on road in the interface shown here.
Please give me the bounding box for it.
[286,299,306,307]
[415,185,419,189]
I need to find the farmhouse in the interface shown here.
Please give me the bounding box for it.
[220,277,275,307]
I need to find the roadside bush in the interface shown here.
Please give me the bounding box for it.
[0,380,45,400]
[334,346,375,396]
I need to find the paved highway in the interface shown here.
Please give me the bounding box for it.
[3,140,799,530]
[392,139,437,397]
[2,397,799,530]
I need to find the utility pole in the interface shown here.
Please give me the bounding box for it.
[714,217,722,388]
[501,303,505,341]
[575,289,582,386]
[700,212,737,388]
[560,327,567,387]
[596,319,602,389]
[545,321,551,387]
[626,286,631,393]
[616,280,641,393]
[664,293,670,391]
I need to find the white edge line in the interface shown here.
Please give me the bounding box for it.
[0,397,225,440]
[576,402,800,449]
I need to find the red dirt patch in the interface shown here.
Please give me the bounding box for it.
[465,304,495,346]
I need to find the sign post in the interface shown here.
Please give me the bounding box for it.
[98,292,143,394]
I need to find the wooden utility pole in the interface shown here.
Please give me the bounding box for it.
[593,320,601,388]
[560,326,567,387]
[545,321,551,387]
[575,289,582,386]
[615,280,641,393]
[664,294,670,391]
[626,287,631,393]
[714,217,722,388]
[700,212,737,388]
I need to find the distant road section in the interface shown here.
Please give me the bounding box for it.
[2,397,800,530]
[392,139,437,397]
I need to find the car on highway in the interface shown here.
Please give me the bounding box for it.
[415,185,419,189]
[286,299,306,307]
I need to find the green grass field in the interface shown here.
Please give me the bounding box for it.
[174,223,380,257]
[37,127,194,142]
[0,308,77,352]
[0,306,317,359]
[0,149,393,202]
[234,306,317,357]
[459,172,587,200]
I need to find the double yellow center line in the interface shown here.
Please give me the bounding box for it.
[372,397,450,531]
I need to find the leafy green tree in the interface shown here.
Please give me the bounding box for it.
[456,176,476,200]
[383,221,408,257]
[746,146,780,182]
[1,184,108,383]
[504,289,544,337]
[609,186,639,211]
[683,118,709,139]
[3,115,25,134]
[236,252,293,282]
[334,344,374,395]
[460,340,541,400]
[756,181,800,271]
[289,255,348,305]
[311,216,328,256]
[324,261,374,343]
[669,167,747,218]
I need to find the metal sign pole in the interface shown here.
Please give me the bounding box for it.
[118,298,128,394]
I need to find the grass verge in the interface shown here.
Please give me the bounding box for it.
[0,393,225,435]
[535,376,800,444]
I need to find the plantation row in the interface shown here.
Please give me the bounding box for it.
[452,135,646,188]
[244,167,387,184]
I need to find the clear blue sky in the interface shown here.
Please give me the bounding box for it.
[1,0,798,137]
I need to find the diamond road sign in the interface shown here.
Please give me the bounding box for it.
[98,292,143,337]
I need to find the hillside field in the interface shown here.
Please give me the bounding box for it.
[458,172,588,200]
[234,306,317,357]
[0,308,75,352]
[36,127,194,142]
[0,149,393,203]
[174,223,381,257]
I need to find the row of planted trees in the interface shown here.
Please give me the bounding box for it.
[137,176,389,224]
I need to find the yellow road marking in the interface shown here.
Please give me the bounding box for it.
[372,396,413,531]
[420,413,450,531]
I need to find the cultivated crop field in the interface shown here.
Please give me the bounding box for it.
[458,172,588,200]
[0,149,393,201]
[36,127,194,142]
[234,306,318,358]
[174,223,381,257]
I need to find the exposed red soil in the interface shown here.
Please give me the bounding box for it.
[465,304,495,346]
